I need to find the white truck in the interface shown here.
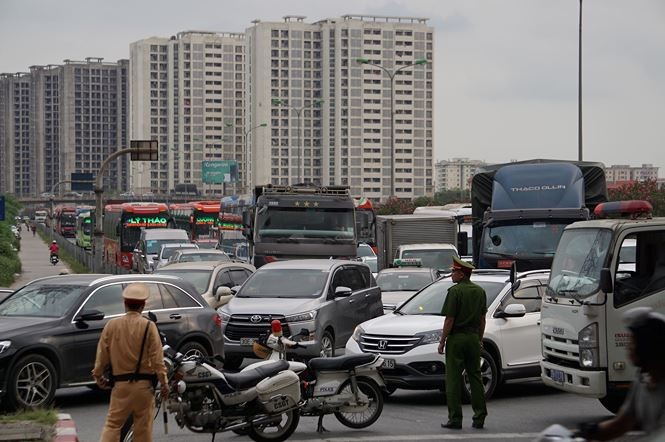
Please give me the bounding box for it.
[375,214,458,271]
[540,204,665,413]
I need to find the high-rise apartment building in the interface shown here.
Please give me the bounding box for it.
[130,31,246,195]
[0,58,129,196]
[604,163,659,183]
[246,15,434,200]
[434,158,486,192]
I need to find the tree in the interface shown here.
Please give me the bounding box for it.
[376,197,415,215]
[608,180,665,217]
[433,189,470,206]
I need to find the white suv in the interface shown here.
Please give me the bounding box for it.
[345,269,548,399]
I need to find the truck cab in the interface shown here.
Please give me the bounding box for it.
[540,210,665,412]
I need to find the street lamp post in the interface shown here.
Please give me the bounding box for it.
[578,0,583,161]
[355,57,428,198]
[243,123,267,192]
[272,98,324,185]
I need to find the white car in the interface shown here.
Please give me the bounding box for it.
[346,269,549,399]
[153,243,199,270]
[375,266,440,311]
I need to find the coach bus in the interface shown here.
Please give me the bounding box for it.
[102,202,170,269]
[170,200,220,240]
[53,205,77,237]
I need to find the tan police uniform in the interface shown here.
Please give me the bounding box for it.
[92,283,168,442]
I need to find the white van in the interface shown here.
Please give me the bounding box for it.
[394,243,459,271]
[133,228,190,273]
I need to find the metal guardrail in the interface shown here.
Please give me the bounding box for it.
[37,224,131,275]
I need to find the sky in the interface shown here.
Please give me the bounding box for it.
[1,0,664,175]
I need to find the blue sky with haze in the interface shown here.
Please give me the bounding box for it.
[2,0,663,175]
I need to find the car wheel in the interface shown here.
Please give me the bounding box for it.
[179,341,209,358]
[7,354,57,410]
[223,355,243,370]
[320,330,335,358]
[462,349,498,401]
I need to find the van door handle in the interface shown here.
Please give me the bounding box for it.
[169,314,182,320]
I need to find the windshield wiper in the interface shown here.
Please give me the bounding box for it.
[393,310,405,315]
[557,289,584,304]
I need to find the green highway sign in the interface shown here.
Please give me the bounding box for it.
[202,160,238,184]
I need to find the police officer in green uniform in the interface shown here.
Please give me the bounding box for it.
[437,256,487,430]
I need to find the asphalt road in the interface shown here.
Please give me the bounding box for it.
[56,380,638,442]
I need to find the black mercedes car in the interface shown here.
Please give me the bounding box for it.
[0,274,224,410]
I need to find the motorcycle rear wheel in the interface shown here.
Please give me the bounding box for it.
[334,377,384,429]
[247,409,300,442]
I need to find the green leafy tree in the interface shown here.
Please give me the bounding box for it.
[433,189,470,206]
[0,194,22,285]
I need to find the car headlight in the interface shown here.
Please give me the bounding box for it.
[284,311,317,323]
[0,341,11,355]
[352,325,365,342]
[416,329,442,345]
[579,349,597,368]
[218,311,231,322]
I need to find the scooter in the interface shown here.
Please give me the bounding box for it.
[50,254,59,266]
[250,320,386,433]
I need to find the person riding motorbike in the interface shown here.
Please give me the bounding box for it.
[49,240,59,258]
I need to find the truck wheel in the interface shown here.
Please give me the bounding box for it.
[599,391,626,414]
[462,349,498,401]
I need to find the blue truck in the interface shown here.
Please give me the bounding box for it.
[471,160,607,271]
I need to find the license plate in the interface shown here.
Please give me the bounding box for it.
[382,358,395,369]
[240,337,257,346]
[551,369,565,383]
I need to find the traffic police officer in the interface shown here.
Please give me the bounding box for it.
[92,283,168,442]
[437,256,487,430]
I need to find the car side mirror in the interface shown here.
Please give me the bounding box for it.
[495,304,527,319]
[334,286,353,298]
[215,286,232,301]
[74,309,105,322]
[600,268,613,293]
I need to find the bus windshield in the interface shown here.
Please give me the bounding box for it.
[61,214,76,226]
[256,207,354,242]
[548,228,613,299]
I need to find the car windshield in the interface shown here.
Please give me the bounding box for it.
[357,244,375,257]
[179,252,229,262]
[237,269,329,298]
[548,228,613,299]
[153,269,212,294]
[146,239,188,255]
[401,249,457,270]
[377,272,433,291]
[161,245,195,259]
[397,279,505,315]
[0,284,84,317]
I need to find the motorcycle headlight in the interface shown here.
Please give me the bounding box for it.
[415,329,443,345]
[284,310,317,323]
[0,341,11,355]
[352,325,365,342]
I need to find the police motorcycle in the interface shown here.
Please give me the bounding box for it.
[248,320,386,433]
[121,315,302,442]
